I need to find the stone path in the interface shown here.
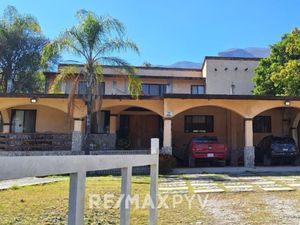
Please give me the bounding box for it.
[159,174,300,194]
[0,177,64,190]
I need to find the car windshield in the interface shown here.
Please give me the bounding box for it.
[192,136,218,143]
[272,137,295,144]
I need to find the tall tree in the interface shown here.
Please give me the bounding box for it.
[42,10,140,154]
[0,5,57,93]
[253,28,300,96]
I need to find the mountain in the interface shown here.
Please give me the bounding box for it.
[168,61,201,69]
[218,47,270,58]
[153,47,270,69]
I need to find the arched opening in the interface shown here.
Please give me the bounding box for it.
[5,104,73,133]
[95,106,163,150]
[0,105,73,151]
[171,105,245,167]
[253,107,300,166]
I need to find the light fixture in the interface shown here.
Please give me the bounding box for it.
[284,100,291,106]
[30,97,37,103]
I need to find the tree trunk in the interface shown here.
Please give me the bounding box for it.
[84,99,92,155]
[84,66,94,155]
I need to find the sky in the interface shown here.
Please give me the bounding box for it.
[0,0,300,66]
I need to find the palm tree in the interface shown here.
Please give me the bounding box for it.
[42,10,141,154]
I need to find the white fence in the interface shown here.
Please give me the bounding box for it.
[0,138,160,225]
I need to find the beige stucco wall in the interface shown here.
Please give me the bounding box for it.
[8,105,73,133]
[203,59,259,95]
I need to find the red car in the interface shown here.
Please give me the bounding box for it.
[186,136,228,167]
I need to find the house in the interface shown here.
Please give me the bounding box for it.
[1,56,300,168]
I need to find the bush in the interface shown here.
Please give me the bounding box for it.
[116,138,130,150]
[159,154,177,174]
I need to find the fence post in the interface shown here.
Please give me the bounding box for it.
[68,171,86,225]
[149,138,159,225]
[120,166,132,225]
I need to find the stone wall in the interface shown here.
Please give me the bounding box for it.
[90,133,117,150]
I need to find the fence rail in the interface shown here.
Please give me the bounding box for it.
[0,133,72,151]
[0,138,159,225]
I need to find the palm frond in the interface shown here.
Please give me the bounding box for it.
[94,39,139,60]
[49,65,80,93]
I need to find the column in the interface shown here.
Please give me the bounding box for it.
[109,115,117,134]
[72,118,83,152]
[2,123,10,133]
[244,119,255,168]
[162,119,172,155]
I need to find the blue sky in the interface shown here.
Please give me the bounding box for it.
[1,0,300,66]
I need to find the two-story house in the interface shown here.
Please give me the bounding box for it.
[1,56,300,168]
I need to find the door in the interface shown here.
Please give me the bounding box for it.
[11,110,36,133]
[128,115,161,149]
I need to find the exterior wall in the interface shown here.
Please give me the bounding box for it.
[203,59,259,95]
[47,65,204,95]
[9,105,73,133]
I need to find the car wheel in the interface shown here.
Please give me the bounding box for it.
[293,156,300,166]
[188,154,195,168]
[263,155,271,166]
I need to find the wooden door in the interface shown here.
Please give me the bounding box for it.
[128,115,160,149]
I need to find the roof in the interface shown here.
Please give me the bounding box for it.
[44,56,263,79]
[201,56,262,70]
[58,63,202,71]
[0,93,299,101]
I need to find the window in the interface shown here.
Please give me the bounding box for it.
[191,85,205,94]
[184,115,214,133]
[91,111,110,134]
[78,81,87,95]
[142,84,167,96]
[11,110,36,133]
[78,81,105,95]
[253,116,271,133]
[97,82,105,95]
[60,81,71,94]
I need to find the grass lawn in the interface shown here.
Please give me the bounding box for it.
[0,175,300,224]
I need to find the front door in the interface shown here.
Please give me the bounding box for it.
[11,110,36,133]
[119,115,162,149]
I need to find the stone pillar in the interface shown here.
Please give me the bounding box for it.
[244,119,255,168]
[2,123,10,133]
[109,115,117,134]
[72,119,83,152]
[162,119,172,155]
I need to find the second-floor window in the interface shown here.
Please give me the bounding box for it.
[142,84,167,96]
[78,81,87,95]
[191,85,205,94]
[78,81,105,95]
